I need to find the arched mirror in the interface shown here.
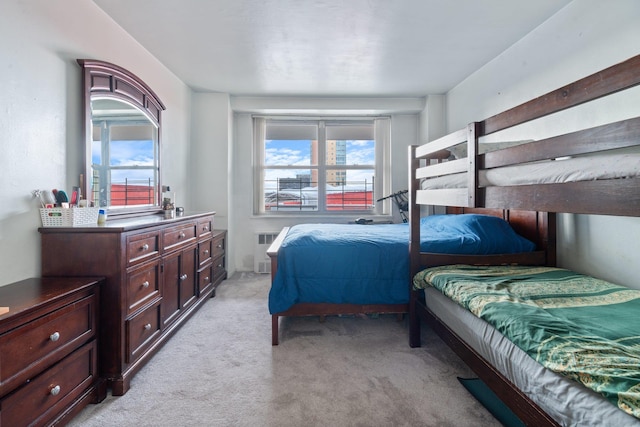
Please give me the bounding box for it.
[78,59,165,216]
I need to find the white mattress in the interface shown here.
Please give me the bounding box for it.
[423,287,640,426]
[421,152,640,189]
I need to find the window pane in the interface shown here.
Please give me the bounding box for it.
[264,169,317,211]
[110,169,156,206]
[326,169,375,211]
[110,139,155,166]
[265,139,314,166]
[326,139,374,166]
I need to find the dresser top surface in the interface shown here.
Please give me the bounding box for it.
[38,211,215,233]
[0,277,102,323]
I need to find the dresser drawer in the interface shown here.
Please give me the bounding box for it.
[198,238,212,267]
[212,233,225,259]
[127,231,160,266]
[1,340,97,427]
[198,264,214,296]
[197,216,213,239]
[125,301,161,363]
[213,255,226,282]
[126,261,161,315]
[0,294,96,395]
[163,223,197,252]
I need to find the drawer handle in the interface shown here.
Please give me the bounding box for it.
[217,264,223,268]
[203,249,209,255]
[202,225,209,231]
[50,385,61,396]
[50,331,60,342]
[217,244,223,249]
[204,276,210,282]
[142,281,150,288]
[180,274,188,281]
[179,232,186,238]
[142,243,149,251]
[144,323,152,330]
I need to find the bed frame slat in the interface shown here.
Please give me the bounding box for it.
[416,128,468,158]
[481,179,640,216]
[483,54,640,135]
[416,158,467,179]
[484,116,640,169]
[416,188,469,207]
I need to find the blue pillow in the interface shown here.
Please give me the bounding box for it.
[419,214,536,255]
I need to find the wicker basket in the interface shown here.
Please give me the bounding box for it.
[40,207,101,227]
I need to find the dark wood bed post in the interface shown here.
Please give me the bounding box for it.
[408,145,422,348]
[267,227,289,345]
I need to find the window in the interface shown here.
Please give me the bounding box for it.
[92,118,159,208]
[254,117,390,214]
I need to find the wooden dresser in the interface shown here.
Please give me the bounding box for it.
[39,211,226,396]
[0,277,103,426]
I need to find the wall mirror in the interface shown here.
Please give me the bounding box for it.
[78,59,165,216]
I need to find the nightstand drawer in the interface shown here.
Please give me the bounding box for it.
[1,341,97,427]
[0,294,96,394]
[126,261,161,315]
[125,301,161,363]
[163,223,197,252]
[127,231,160,266]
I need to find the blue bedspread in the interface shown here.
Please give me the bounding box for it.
[268,214,536,314]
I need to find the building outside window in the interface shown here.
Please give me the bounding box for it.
[92,120,158,208]
[253,117,390,215]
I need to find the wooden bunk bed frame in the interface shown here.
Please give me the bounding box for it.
[267,227,408,346]
[409,54,640,426]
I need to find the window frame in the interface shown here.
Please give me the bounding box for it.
[253,116,391,216]
[92,118,159,208]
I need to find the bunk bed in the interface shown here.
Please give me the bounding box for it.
[409,54,640,426]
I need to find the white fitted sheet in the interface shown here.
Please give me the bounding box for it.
[423,287,640,427]
[421,152,640,190]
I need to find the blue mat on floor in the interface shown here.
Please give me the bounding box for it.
[458,377,525,427]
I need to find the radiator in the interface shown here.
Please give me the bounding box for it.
[254,232,280,273]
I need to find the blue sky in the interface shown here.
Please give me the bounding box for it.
[92,139,156,183]
[265,139,376,189]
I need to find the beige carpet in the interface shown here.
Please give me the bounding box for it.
[69,272,500,427]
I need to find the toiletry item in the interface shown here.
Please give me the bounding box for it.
[97,209,107,225]
[42,190,56,206]
[55,190,69,205]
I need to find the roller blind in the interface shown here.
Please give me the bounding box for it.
[326,124,374,140]
[266,123,317,140]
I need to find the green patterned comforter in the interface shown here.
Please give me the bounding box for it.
[413,265,640,419]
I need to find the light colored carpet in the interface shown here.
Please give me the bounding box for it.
[69,272,500,427]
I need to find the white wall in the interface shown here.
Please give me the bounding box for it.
[0,0,192,286]
[190,92,233,269]
[228,97,423,272]
[444,0,640,289]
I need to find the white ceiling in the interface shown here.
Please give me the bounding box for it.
[93,0,571,97]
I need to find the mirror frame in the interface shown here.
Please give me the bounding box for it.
[78,59,166,217]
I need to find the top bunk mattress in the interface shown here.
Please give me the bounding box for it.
[421,151,640,190]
